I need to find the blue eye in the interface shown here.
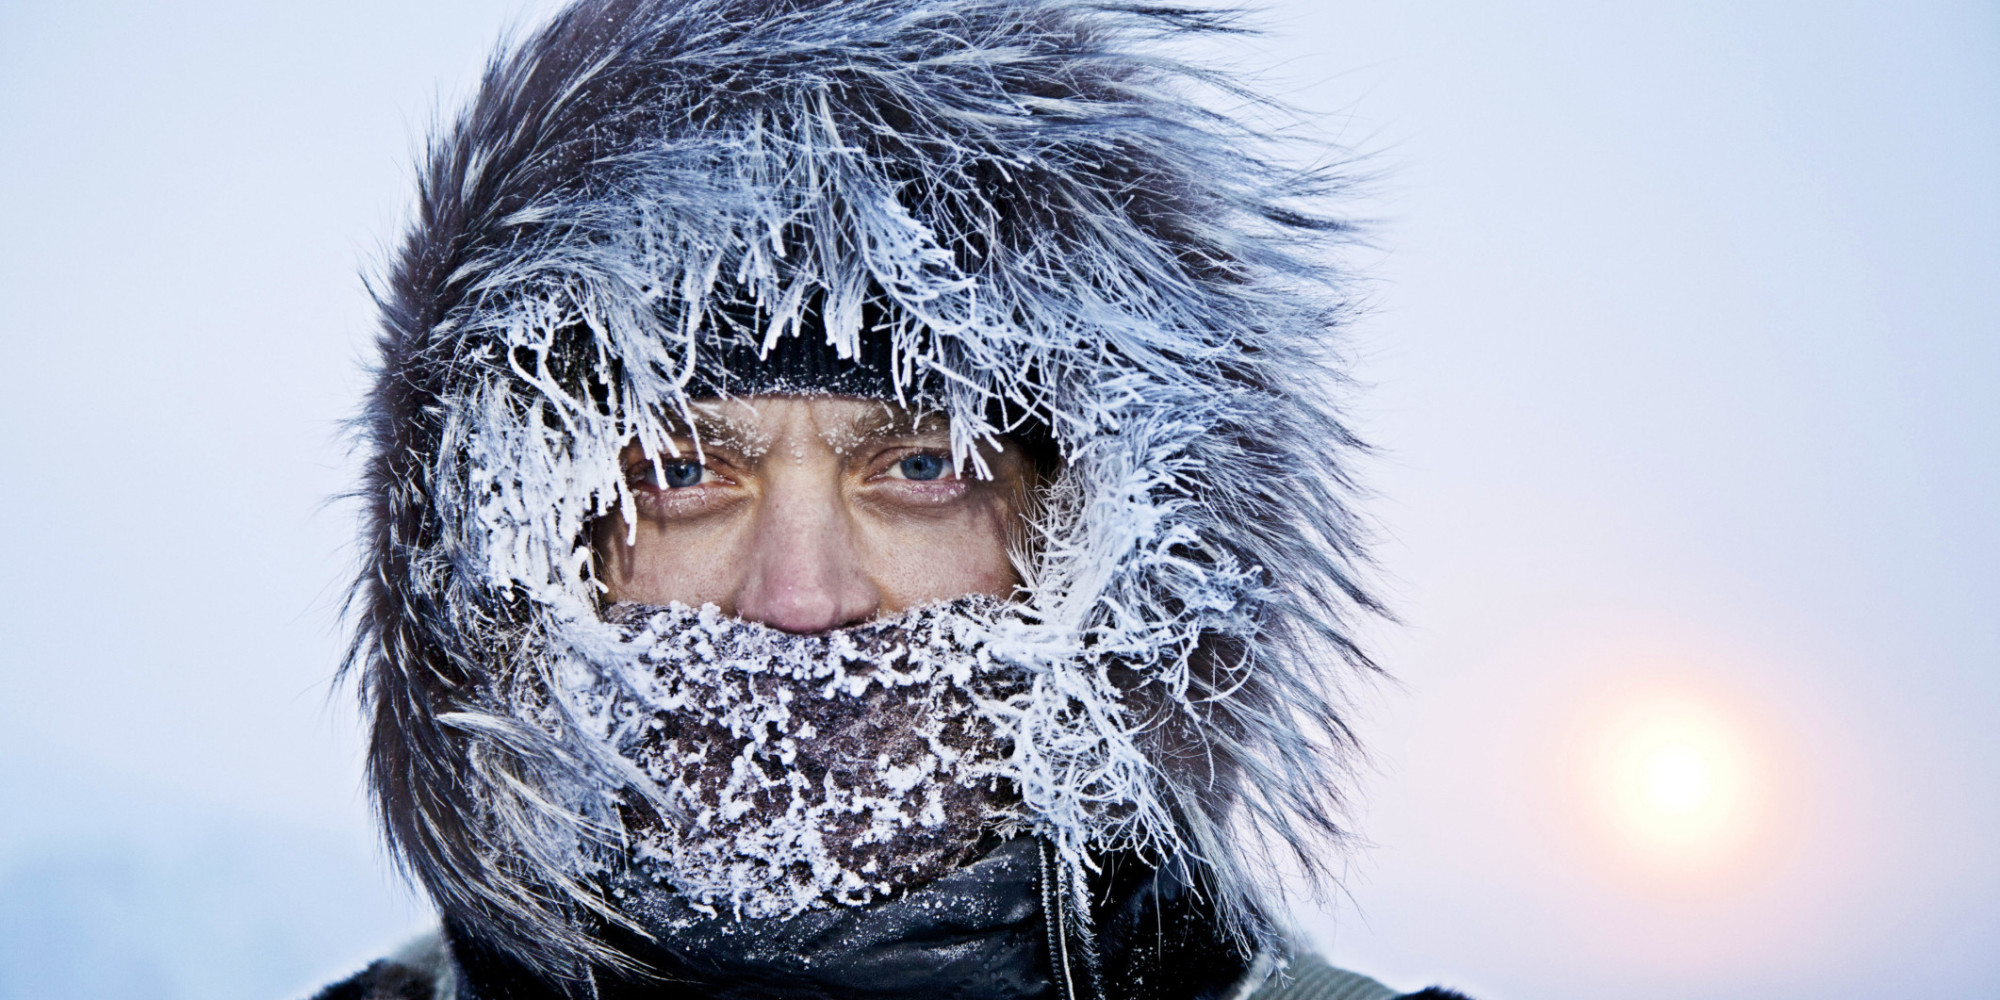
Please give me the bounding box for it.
[646,459,704,489]
[898,453,948,481]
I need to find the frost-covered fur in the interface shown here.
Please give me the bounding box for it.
[350,0,1377,978]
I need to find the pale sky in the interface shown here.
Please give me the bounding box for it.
[1,2,1993,998]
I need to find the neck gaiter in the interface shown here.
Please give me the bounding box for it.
[567,598,1027,921]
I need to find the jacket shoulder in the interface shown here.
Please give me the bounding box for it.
[1241,952,1476,1000]
[306,931,456,1000]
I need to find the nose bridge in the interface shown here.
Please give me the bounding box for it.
[735,457,877,633]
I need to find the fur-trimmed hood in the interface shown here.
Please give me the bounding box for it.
[349,0,1377,979]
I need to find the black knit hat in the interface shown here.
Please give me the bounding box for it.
[688,291,1059,469]
[690,292,906,399]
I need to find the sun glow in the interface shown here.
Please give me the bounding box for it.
[1597,700,1758,860]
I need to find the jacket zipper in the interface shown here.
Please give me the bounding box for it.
[1039,838,1106,1000]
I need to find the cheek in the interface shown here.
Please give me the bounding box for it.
[860,498,1022,611]
[593,514,747,607]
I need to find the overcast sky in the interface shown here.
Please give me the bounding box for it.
[0,2,1994,998]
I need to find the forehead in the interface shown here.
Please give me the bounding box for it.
[679,394,947,451]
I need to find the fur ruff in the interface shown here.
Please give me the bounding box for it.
[349,0,1379,978]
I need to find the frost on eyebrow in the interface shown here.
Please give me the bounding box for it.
[811,399,950,457]
[808,401,1008,485]
[662,397,778,461]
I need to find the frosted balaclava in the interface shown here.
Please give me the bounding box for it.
[349,0,1378,994]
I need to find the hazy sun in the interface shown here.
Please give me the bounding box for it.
[1597,700,1757,859]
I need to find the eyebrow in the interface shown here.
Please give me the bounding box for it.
[668,398,949,455]
[836,403,950,442]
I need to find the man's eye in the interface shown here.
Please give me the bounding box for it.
[638,459,706,489]
[893,453,950,481]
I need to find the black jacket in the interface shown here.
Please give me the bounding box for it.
[311,839,1475,1000]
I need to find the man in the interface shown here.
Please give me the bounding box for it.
[320,1,1473,997]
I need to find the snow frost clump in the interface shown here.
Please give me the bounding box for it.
[564,599,1027,918]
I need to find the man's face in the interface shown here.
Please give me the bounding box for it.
[593,395,1034,632]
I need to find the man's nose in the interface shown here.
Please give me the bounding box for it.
[733,476,879,633]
